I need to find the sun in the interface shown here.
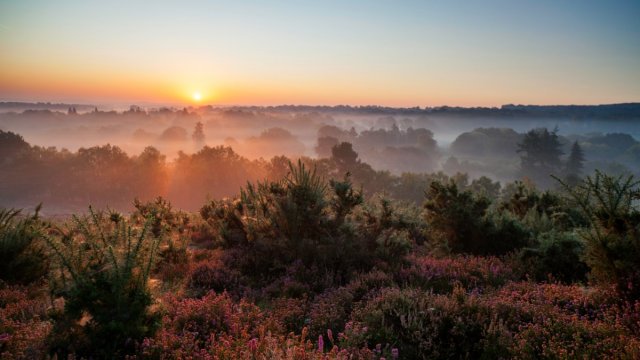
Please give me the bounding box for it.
[192,91,202,102]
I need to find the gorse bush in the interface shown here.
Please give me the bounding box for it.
[516,231,588,283]
[558,171,640,299]
[199,160,408,296]
[45,207,161,358]
[424,180,530,255]
[0,205,49,285]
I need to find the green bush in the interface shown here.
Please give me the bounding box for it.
[199,161,407,295]
[45,208,161,358]
[425,180,530,255]
[0,206,49,285]
[516,231,588,283]
[558,171,640,299]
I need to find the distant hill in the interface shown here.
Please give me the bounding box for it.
[0,102,97,113]
[2,101,639,119]
[222,103,640,119]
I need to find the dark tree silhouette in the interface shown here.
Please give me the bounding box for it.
[517,128,564,188]
[566,141,585,177]
[192,121,206,146]
[331,142,359,174]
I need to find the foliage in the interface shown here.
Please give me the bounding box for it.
[45,208,161,358]
[397,255,515,294]
[565,141,586,185]
[199,160,407,296]
[0,206,49,285]
[424,180,490,254]
[0,286,51,359]
[425,180,529,255]
[517,127,564,188]
[558,171,640,300]
[515,231,588,283]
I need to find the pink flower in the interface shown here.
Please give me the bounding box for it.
[327,329,334,343]
[391,348,399,359]
[248,338,258,353]
[318,335,324,352]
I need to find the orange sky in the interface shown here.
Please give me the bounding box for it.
[1,1,639,107]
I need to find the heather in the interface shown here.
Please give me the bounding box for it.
[1,163,639,359]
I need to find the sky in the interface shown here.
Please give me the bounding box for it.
[1,0,639,107]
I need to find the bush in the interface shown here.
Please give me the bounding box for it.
[141,291,267,357]
[516,231,588,283]
[308,270,394,338]
[0,206,49,284]
[0,286,51,359]
[343,287,498,359]
[45,208,161,358]
[187,256,243,298]
[558,171,640,299]
[397,255,514,294]
[199,161,403,295]
[424,180,490,254]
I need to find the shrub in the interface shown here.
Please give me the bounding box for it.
[309,270,394,339]
[343,287,498,359]
[511,316,640,359]
[424,180,490,254]
[187,257,243,298]
[0,286,51,359]
[0,206,49,284]
[45,208,161,358]
[141,291,267,357]
[483,211,531,255]
[558,171,640,299]
[515,231,588,283]
[397,255,514,294]
[199,160,401,295]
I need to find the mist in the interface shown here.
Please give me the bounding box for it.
[1,102,639,214]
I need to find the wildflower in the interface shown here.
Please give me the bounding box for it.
[249,338,258,353]
[327,329,334,343]
[391,348,399,359]
[318,335,324,352]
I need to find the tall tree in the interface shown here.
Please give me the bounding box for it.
[566,141,585,176]
[517,128,564,187]
[192,121,205,147]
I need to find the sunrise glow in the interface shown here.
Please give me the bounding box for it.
[0,1,638,106]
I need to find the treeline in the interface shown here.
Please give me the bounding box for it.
[0,127,597,212]
[0,129,479,211]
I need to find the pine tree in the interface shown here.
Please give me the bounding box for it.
[566,141,585,176]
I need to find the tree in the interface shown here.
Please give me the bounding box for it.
[517,128,564,188]
[192,121,206,146]
[0,130,30,162]
[331,142,359,173]
[566,141,585,177]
